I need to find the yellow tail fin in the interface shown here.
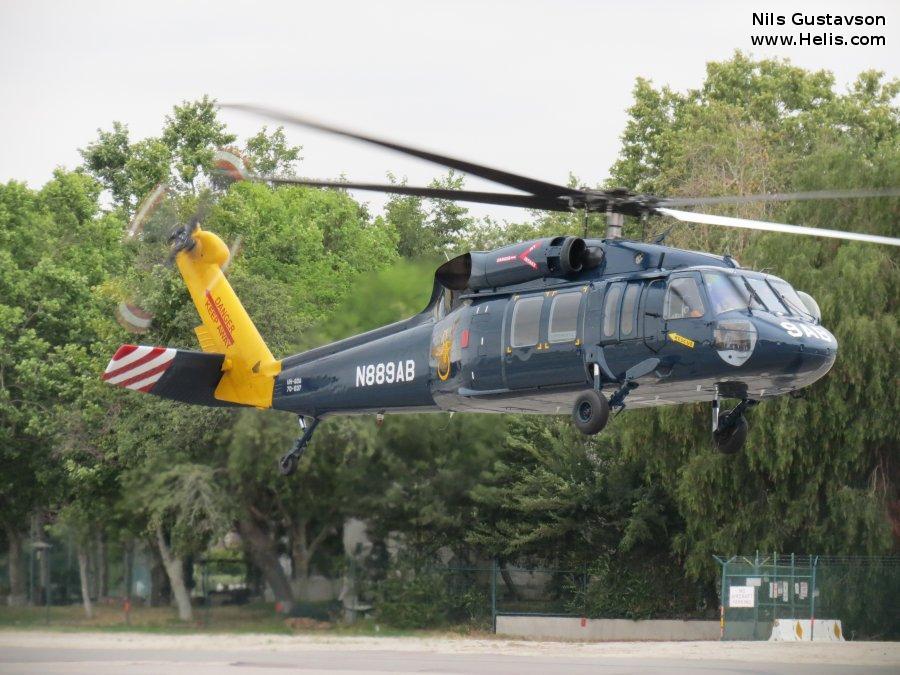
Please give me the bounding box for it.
[175,228,280,408]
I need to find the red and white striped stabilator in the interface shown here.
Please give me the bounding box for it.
[102,345,176,392]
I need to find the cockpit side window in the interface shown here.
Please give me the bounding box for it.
[664,277,705,320]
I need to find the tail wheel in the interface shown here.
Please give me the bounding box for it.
[713,412,748,454]
[279,453,298,476]
[572,390,610,435]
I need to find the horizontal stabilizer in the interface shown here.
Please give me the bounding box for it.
[102,344,242,408]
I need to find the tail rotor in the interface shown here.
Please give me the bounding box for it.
[113,148,252,334]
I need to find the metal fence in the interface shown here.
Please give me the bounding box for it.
[357,560,699,631]
[0,540,259,628]
[425,563,590,630]
[715,554,900,640]
[4,543,898,638]
[354,562,588,631]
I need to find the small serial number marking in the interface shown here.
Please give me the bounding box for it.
[668,331,695,349]
[356,360,416,387]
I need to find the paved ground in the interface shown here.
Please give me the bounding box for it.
[0,631,898,674]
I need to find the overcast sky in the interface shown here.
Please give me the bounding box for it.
[0,0,896,221]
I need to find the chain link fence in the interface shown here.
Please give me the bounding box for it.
[355,559,712,631]
[4,541,898,638]
[715,554,900,640]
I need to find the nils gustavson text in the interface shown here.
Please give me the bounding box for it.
[751,13,887,47]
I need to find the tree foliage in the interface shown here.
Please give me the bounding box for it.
[243,126,302,176]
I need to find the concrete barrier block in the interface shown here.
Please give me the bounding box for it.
[769,618,844,641]
[496,615,721,641]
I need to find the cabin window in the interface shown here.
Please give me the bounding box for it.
[664,277,705,319]
[602,283,624,338]
[510,296,543,347]
[619,284,641,336]
[549,292,581,343]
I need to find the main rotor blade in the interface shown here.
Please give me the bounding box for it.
[657,207,900,247]
[222,103,582,200]
[254,175,574,211]
[664,188,900,207]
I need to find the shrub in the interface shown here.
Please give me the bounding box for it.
[374,568,453,629]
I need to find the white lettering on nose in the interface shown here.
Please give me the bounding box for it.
[781,321,803,338]
[813,326,833,342]
[782,320,832,342]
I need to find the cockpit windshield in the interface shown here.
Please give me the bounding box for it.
[768,279,816,321]
[744,278,785,315]
[702,273,764,315]
[702,272,813,320]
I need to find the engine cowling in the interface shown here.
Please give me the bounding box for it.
[436,236,599,291]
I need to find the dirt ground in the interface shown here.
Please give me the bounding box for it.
[1,630,898,666]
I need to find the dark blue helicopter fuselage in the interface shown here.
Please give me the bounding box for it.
[272,238,836,419]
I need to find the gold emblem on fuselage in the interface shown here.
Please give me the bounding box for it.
[432,328,453,381]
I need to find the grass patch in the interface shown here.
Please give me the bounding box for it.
[0,603,489,637]
[0,602,292,634]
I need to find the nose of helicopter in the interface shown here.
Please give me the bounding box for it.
[779,323,838,388]
[748,319,837,390]
[794,339,837,385]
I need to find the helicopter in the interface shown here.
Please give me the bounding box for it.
[102,105,900,475]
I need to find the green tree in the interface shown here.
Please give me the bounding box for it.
[127,461,231,620]
[382,170,476,259]
[0,170,125,607]
[363,413,502,559]
[383,173,431,258]
[162,95,236,189]
[79,121,133,208]
[243,126,302,176]
[469,417,708,616]
[426,170,474,253]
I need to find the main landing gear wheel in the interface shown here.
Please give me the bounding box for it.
[573,390,610,435]
[713,411,748,454]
